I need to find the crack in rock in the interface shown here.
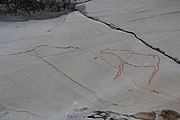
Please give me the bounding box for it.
[0,105,8,119]
[0,104,46,118]
[76,7,180,64]
[34,55,127,108]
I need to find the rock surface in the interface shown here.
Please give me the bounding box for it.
[0,0,180,120]
[82,0,180,60]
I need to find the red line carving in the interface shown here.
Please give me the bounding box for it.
[0,45,80,56]
[100,48,160,85]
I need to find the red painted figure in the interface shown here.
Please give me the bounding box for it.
[0,45,80,56]
[100,48,160,85]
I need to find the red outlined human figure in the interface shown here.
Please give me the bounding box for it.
[0,45,80,56]
[100,48,160,85]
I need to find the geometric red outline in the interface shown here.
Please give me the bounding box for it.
[100,48,160,85]
[0,44,80,56]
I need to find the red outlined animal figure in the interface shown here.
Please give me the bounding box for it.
[0,45,80,56]
[100,48,160,85]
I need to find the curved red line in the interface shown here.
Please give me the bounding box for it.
[0,45,80,56]
[100,48,160,85]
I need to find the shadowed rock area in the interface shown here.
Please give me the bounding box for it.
[66,108,180,120]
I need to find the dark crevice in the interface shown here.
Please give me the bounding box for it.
[77,10,180,64]
[85,110,128,120]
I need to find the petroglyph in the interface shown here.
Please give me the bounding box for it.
[0,44,80,57]
[100,48,160,84]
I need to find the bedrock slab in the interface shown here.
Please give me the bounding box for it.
[81,0,180,60]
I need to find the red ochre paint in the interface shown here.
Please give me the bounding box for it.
[0,45,80,56]
[100,48,160,85]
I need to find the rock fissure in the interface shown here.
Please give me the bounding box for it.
[77,10,180,64]
[0,104,46,118]
[33,54,127,108]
